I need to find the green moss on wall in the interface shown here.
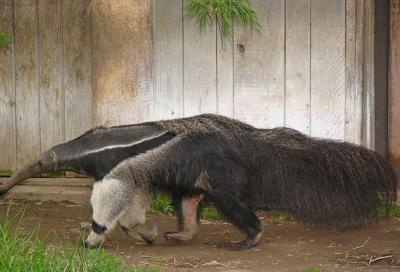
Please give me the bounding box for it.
[0,170,13,177]
[0,31,11,47]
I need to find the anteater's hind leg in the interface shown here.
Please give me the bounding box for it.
[119,194,158,245]
[164,194,204,242]
[84,178,132,248]
[211,195,263,249]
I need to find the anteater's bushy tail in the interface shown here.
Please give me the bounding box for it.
[257,128,398,229]
[0,151,55,196]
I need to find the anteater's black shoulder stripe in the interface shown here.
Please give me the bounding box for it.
[73,131,176,181]
[127,131,176,158]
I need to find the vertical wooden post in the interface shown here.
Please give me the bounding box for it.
[374,0,389,156]
[0,0,16,174]
[14,0,40,168]
[63,0,92,141]
[153,0,184,120]
[362,0,375,149]
[90,0,153,126]
[389,0,400,159]
[39,0,63,151]
[389,0,400,200]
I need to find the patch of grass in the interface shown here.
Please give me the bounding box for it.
[150,192,221,220]
[0,202,162,272]
[131,269,163,272]
[379,202,400,218]
[202,206,222,220]
[151,193,174,215]
[304,268,326,272]
[267,212,292,225]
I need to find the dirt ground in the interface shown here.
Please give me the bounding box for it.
[0,200,399,272]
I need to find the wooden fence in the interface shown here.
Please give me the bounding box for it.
[0,0,91,172]
[153,0,372,142]
[0,0,374,173]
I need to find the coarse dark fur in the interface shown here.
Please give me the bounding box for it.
[151,115,397,230]
[0,114,397,248]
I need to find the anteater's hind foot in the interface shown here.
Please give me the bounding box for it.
[165,195,203,243]
[211,194,263,250]
[228,229,263,250]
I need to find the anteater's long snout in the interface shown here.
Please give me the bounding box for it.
[0,150,55,196]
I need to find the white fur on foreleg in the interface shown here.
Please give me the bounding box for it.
[91,178,127,230]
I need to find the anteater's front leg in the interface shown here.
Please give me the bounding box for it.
[164,194,204,242]
[84,177,132,248]
[119,193,158,245]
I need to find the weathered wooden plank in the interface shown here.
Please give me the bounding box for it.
[362,0,375,149]
[354,0,365,145]
[285,0,311,134]
[39,0,63,151]
[234,0,285,128]
[15,0,40,167]
[389,160,400,201]
[63,0,92,178]
[63,0,92,140]
[217,27,234,117]
[183,6,217,116]
[310,0,346,140]
[345,0,357,143]
[263,0,285,128]
[0,177,93,187]
[374,0,389,155]
[0,0,16,172]
[91,0,153,126]
[389,0,400,158]
[153,0,183,120]
[4,185,91,205]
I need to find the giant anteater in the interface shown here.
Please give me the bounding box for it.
[0,114,397,248]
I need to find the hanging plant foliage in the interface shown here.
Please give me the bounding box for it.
[185,0,261,38]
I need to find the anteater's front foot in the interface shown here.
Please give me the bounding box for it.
[82,240,102,249]
[121,224,158,245]
[83,231,105,249]
[164,231,195,242]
